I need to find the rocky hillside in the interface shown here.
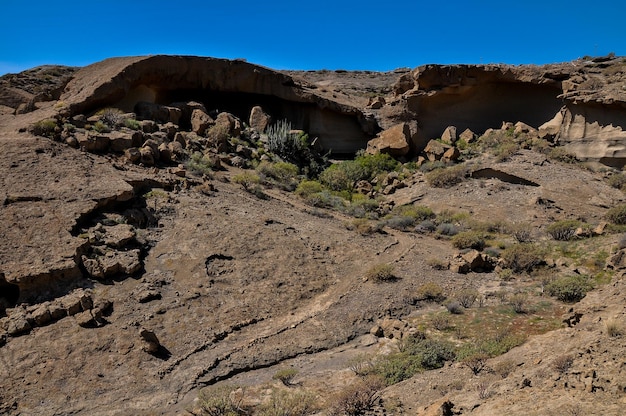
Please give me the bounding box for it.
[0,55,626,415]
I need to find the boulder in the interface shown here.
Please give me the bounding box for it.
[76,133,110,153]
[191,109,214,136]
[459,128,477,144]
[380,318,408,339]
[367,96,386,109]
[141,120,158,133]
[102,224,136,248]
[441,126,457,144]
[160,122,179,140]
[139,328,161,354]
[158,143,172,163]
[139,147,155,166]
[441,146,460,163]
[6,310,31,336]
[249,106,271,133]
[135,102,170,123]
[424,139,452,161]
[366,123,411,156]
[30,304,52,326]
[109,133,134,152]
[125,147,141,164]
[514,121,538,137]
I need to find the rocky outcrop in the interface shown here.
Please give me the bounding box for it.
[58,56,377,154]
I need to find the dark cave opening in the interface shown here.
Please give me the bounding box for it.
[0,276,20,314]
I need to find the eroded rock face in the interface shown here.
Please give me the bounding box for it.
[59,55,376,154]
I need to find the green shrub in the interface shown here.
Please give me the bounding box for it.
[266,120,306,158]
[232,172,261,190]
[425,165,468,188]
[92,120,111,133]
[608,173,626,190]
[546,220,580,241]
[364,263,395,283]
[353,152,399,177]
[186,152,215,176]
[123,118,141,130]
[451,231,485,250]
[402,338,456,370]
[548,147,578,164]
[545,275,593,302]
[509,292,529,313]
[32,119,58,138]
[272,368,298,386]
[257,161,299,183]
[319,161,368,192]
[501,243,545,273]
[606,204,626,225]
[294,180,323,198]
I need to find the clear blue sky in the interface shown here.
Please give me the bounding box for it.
[1,0,624,75]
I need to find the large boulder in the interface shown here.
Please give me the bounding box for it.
[366,123,411,156]
[249,106,271,133]
[423,139,452,161]
[191,109,214,136]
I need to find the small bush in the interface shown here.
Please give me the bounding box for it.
[348,354,376,376]
[446,301,463,314]
[232,172,261,190]
[258,389,317,416]
[123,118,141,130]
[328,376,385,416]
[606,319,624,337]
[510,223,533,243]
[607,173,626,190]
[32,119,58,138]
[546,220,580,241]
[451,231,485,250]
[437,223,459,236]
[256,161,299,190]
[606,204,626,225]
[426,258,448,271]
[509,293,528,313]
[198,385,246,416]
[384,216,415,231]
[92,120,111,133]
[364,263,395,283]
[425,165,468,188]
[548,147,578,164]
[415,220,436,233]
[96,107,124,127]
[501,243,545,273]
[431,314,450,330]
[454,288,480,308]
[552,354,574,373]
[187,152,215,176]
[416,282,446,302]
[545,275,593,303]
[294,180,323,198]
[272,368,298,386]
[493,359,516,378]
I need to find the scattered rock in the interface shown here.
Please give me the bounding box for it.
[139,328,161,354]
[441,126,457,144]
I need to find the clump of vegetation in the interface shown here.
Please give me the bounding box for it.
[258,389,317,416]
[454,288,480,308]
[328,376,385,416]
[267,120,305,159]
[545,275,593,302]
[446,301,463,315]
[510,223,533,243]
[383,205,435,231]
[548,147,578,164]
[551,354,574,373]
[425,164,469,188]
[607,173,626,191]
[509,292,529,314]
[501,243,545,273]
[606,204,626,225]
[256,161,299,190]
[437,223,460,236]
[92,120,111,133]
[319,152,399,193]
[364,263,396,283]
[197,384,246,416]
[232,172,261,191]
[272,368,298,386]
[416,282,446,302]
[606,319,624,337]
[123,118,141,130]
[294,180,323,198]
[96,107,124,128]
[546,219,581,241]
[186,151,215,176]
[31,119,58,138]
[451,231,485,250]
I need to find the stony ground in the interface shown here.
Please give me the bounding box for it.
[1,57,626,416]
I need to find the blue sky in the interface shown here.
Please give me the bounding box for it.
[1,0,624,75]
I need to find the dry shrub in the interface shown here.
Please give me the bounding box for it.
[501,243,545,273]
[328,376,385,416]
[431,314,450,331]
[493,359,516,378]
[425,165,468,188]
[364,263,396,283]
[454,288,480,308]
[426,258,449,271]
[552,354,574,373]
[606,318,624,337]
[416,282,446,302]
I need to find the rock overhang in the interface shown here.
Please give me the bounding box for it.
[60,55,378,154]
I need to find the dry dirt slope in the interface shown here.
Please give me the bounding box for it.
[1,56,626,415]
